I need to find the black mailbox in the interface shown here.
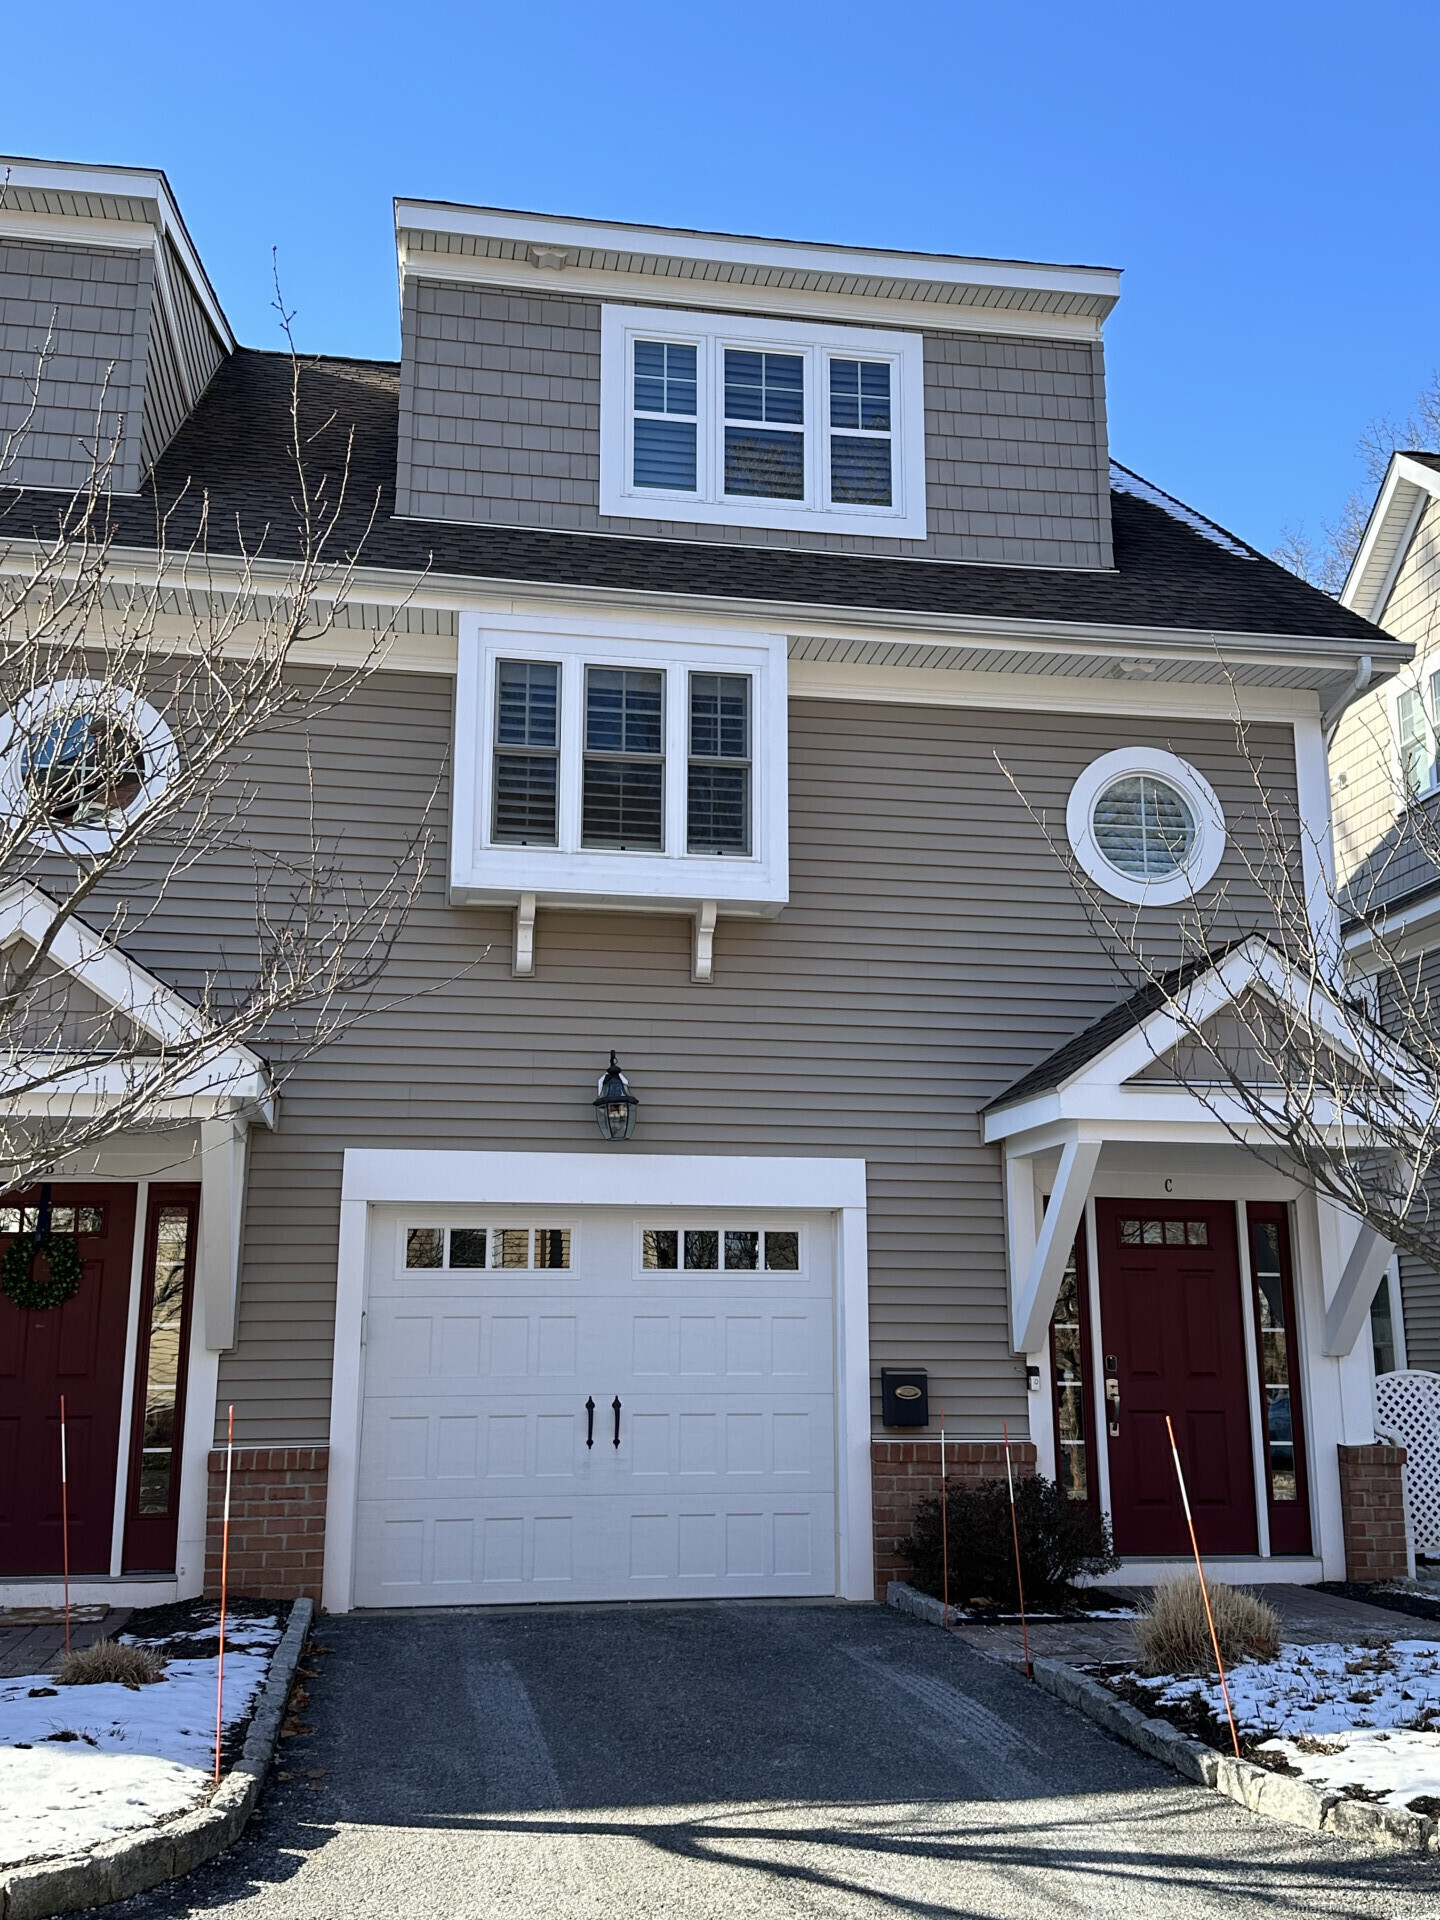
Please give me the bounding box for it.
[881,1367,929,1429]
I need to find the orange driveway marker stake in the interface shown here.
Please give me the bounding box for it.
[939,1407,950,1629]
[215,1405,235,1784]
[1165,1413,1241,1760]
[1003,1419,1032,1680]
[59,1395,71,1656]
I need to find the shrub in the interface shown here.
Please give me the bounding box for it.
[1133,1576,1280,1676]
[903,1473,1119,1611]
[57,1640,166,1689]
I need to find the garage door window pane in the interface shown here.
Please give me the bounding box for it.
[533,1228,571,1269]
[643,1229,678,1269]
[449,1229,487,1268]
[494,1229,530,1268]
[724,1230,759,1269]
[406,1228,443,1269]
[764,1231,799,1270]
[685,1229,719,1269]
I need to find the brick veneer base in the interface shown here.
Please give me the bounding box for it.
[1337,1442,1410,1583]
[205,1447,329,1603]
[872,1438,1037,1601]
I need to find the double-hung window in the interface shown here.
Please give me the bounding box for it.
[600,305,926,539]
[688,674,749,854]
[493,660,559,844]
[1396,669,1440,797]
[583,668,665,850]
[632,341,697,491]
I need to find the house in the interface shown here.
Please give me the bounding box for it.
[1331,450,1440,1377]
[0,156,1413,1613]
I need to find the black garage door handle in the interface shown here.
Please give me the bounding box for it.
[612,1395,622,1449]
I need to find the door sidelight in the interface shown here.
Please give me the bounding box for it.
[612,1395,622,1448]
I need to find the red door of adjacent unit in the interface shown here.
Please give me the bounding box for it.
[1096,1199,1258,1557]
[0,1187,137,1576]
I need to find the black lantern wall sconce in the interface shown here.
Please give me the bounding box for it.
[593,1051,639,1141]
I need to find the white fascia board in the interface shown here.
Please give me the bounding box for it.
[18,542,1410,691]
[340,1148,868,1210]
[1341,455,1440,619]
[0,157,234,351]
[394,200,1122,316]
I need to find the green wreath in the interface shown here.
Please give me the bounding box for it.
[2,1230,84,1311]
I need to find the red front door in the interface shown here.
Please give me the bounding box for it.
[1096,1199,1258,1556]
[0,1186,137,1576]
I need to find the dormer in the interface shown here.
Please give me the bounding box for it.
[0,157,233,495]
[393,202,1121,570]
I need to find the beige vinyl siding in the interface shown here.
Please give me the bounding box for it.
[1333,495,1440,913]
[1330,494,1440,1367]
[100,676,1297,1446]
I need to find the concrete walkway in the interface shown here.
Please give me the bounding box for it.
[107,1600,1438,1919]
[947,1582,1434,1667]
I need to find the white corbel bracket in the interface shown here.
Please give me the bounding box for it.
[1323,1221,1395,1355]
[513,892,537,978]
[693,901,718,984]
[1010,1138,1101,1354]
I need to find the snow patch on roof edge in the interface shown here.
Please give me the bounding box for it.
[1110,462,1256,560]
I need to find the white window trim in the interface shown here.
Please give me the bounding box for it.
[1389,668,1440,811]
[451,609,789,915]
[1065,747,1227,907]
[323,1149,872,1613]
[599,303,928,540]
[0,679,177,856]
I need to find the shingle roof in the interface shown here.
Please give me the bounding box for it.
[0,348,1388,642]
[982,950,1229,1112]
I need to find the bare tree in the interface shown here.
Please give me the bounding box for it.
[1274,371,1440,595]
[998,704,1440,1274]
[0,306,434,1191]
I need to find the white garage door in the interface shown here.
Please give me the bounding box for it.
[353,1207,837,1605]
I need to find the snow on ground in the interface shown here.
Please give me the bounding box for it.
[1130,1638,1440,1809]
[0,1615,281,1869]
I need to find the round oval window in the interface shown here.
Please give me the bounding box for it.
[22,713,146,828]
[1091,773,1196,878]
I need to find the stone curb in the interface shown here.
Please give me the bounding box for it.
[0,1597,314,1919]
[885,1580,1439,1856]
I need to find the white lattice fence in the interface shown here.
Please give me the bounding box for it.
[1376,1370,1440,1555]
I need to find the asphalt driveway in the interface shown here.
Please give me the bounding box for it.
[112,1600,1439,1919]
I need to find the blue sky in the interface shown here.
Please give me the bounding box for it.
[6,0,1435,557]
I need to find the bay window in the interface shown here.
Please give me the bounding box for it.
[452,617,787,916]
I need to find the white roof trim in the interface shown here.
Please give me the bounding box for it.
[394,200,1121,325]
[0,155,235,353]
[1340,453,1440,623]
[983,935,1425,1152]
[0,881,271,1118]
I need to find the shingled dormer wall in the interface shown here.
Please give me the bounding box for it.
[394,275,1115,569]
[0,166,229,497]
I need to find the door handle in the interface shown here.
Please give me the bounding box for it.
[1105,1377,1121,1436]
[612,1395,622,1449]
[585,1396,595,1450]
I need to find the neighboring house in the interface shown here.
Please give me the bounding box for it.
[0,156,1412,1614]
[1331,450,1440,1377]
